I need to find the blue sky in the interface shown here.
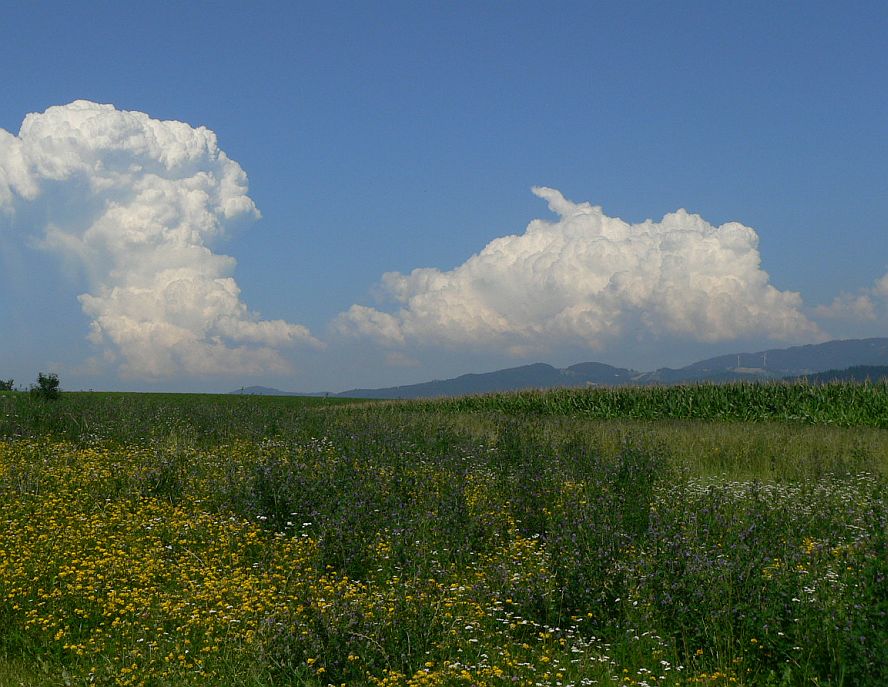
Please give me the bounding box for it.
[1,1,887,392]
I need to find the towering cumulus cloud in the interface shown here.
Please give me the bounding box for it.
[0,101,318,378]
[338,187,822,355]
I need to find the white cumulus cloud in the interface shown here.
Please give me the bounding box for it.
[0,101,318,379]
[815,273,888,325]
[337,187,823,355]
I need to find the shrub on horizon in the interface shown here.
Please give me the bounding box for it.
[30,372,61,400]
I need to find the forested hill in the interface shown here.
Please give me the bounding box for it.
[230,337,888,398]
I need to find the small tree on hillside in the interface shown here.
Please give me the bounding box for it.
[31,372,61,400]
[0,379,13,391]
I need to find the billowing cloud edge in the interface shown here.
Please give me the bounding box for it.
[335,187,825,355]
[0,100,319,379]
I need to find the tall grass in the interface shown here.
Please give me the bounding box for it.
[0,391,359,445]
[0,388,885,685]
[0,654,61,687]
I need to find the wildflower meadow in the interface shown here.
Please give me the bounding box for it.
[0,385,885,686]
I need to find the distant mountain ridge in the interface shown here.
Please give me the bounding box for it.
[636,337,888,384]
[233,386,319,397]
[229,337,888,399]
[785,365,888,384]
[340,361,638,399]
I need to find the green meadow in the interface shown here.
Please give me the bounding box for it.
[0,384,885,686]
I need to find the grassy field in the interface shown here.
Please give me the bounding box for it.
[0,385,885,686]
